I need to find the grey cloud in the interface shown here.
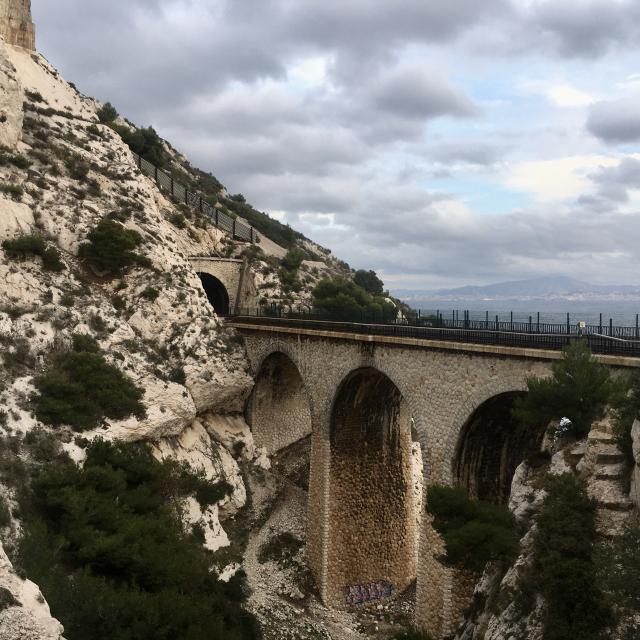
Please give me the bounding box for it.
[587,96,640,143]
[528,1,633,58]
[369,67,478,120]
[428,141,506,166]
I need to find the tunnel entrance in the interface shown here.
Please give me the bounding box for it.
[197,272,230,316]
[326,368,420,606]
[453,391,543,503]
[246,352,312,453]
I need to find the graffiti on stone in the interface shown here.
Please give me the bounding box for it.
[345,580,394,605]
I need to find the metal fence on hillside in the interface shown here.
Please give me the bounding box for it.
[133,153,258,243]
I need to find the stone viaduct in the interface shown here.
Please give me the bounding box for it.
[229,317,640,638]
[189,257,257,317]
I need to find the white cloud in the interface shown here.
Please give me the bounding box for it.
[547,84,596,107]
[506,155,618,202]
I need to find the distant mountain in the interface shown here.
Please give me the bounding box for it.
[393,276,640,302]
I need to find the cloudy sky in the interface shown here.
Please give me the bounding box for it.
[33,0,640,290]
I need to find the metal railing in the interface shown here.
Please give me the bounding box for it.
[133,153,258,243]
[228,307,640,358]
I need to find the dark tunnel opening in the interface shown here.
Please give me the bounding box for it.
[197,272,230,316]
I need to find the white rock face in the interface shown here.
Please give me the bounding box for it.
[0,40,21,147]
[508,461,546,523]
[153,420,247,552]
[631,419,640,509]
[0,542,64,640]
[204,413,257,461]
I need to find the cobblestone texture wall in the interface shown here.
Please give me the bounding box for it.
[0,0,34,50]
[189,258,257,313]
[326,369,418,604]
[241,331,553,638]
[245,351,312,452]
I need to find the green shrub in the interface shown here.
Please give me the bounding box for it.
[532,474,612,640]
[86,124,102,137]
[2,234,64,272]
[426,485,519,573]
[513,341,612,438]
[65,154,90,181]
[141,286,159,302]
[354,269,384,295]
[609,372,640,474]
[312,277,396,322]
[281,249,305,272]
[110,123,167,167]
[96,102,118,124]
[257,532,304,565]
[0,496,10,528]
[79,218,148,275]
[0,183,24,200]
[0,147,31,169]
[168,366,186,385]
[32,335,145,431]
[17,440,259,640]
[169,212,186,229]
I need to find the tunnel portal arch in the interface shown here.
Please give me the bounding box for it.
[325,367,422,606]
[453,391,543,503]
[197,272,230,316]
[246,351,312,453]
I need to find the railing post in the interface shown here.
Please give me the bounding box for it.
[185,187,188,205]
[599,313,603,334]
[232,219,236,238]
[199,196,203,213]
[486,310,489,329]
[137,154,142,169]
[170,176,174,197]
[537,312,540,333]
[154,165,158,184]
[510,311,513,331]
[567,313,570,335]
[636,314,639,339]
[215,209,219,227]
[529,316,532,333]
[495,314,499,331]
[610,318,613,337]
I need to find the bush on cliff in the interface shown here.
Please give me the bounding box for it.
[532,473,612,640]
[2,234,65,272]
[32,334,146,431]
[79,218,150,275]
[17,439,259,640]
[312,277,396,322]
[353,269,384,296]
[426,485,519,573]
[110,122,168,168]
[513,341,612,438]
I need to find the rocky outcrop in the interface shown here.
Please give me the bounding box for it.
[0,543,63,640]
[0,0,35,50]
[0,39,21,147]
[630,419,640,509]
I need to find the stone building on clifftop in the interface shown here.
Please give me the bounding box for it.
[0,0,35,50]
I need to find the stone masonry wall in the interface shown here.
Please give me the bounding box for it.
[245,351,312,453]
[189,257,257,314]
[240,329,556,638]
[326,369,418,605]
[0,0,35,50]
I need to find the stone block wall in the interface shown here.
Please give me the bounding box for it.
[238,328,558,638]
[189,257,257,314]
[0,0,35,50]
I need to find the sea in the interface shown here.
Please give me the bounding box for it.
[412,299,640,327]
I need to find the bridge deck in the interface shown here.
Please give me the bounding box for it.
[228,316,640,367]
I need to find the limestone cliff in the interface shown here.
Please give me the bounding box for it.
[0,36,266,638]
[0,0,34,51]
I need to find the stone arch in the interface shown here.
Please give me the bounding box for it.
[324,367,422,606]
[197,272,230,316]
[246,350,312,453]
[440,375,530,487]
[453,390,538,503]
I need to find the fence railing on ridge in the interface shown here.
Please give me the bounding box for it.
[133,152,258,244]
[228,307,640,358]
